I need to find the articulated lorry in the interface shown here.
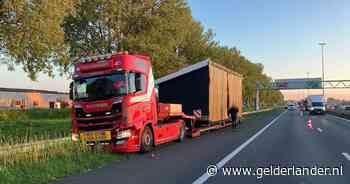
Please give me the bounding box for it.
[69,52,242,152]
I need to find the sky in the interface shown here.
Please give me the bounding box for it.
[1,0,349,99]
[187,0,350,100]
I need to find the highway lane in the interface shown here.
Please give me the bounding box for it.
[204,111,350,184]
[53,110,350,184]
[52,110,283,184]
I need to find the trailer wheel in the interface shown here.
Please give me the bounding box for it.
[140,126,154,153]
[176,124,185,142]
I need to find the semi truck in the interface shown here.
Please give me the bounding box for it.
[69,52,242,152]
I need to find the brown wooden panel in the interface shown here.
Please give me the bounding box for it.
[209,63,228,121]
[227,73,243,116]
[221,70,228,120]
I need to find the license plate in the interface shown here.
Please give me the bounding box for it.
[80,130,111,142]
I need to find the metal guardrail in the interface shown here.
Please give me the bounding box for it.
[242,108,273,116]
[327,110,350,121]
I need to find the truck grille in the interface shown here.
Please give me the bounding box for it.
[78,124,113,131]
[75,103,121,118]
[77,117,116,124]
[75,103,122,132]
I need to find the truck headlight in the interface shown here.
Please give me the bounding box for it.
[117,129,131,139]
[310,107,314,111]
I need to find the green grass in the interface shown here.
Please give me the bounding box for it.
[0,108,124,184]
[0,120,122,184]
[243,106,256,112]
[0,109,71,145]
[0,119,71,145]
[0,142,122,184]
[243,105,283,113]
[242,108,283,121]
[0,108,71,121]
[1,153,120,184]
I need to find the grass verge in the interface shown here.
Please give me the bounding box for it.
[0,119,71,145]
[0,108,123,184]
[0,108,72,145]
[242,108,283,121]
[0,141,122,184]
[0,109,71,121]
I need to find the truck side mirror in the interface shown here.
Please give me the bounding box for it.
[69,82,74,100]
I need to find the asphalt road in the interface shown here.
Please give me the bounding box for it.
[53,110,350,184]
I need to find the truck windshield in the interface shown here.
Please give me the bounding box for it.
[312,102,324,107]
[74,72,127,101]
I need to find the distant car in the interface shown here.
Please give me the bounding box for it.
[287,104,296,111]
[341,105,350,116]
[326,104,336,111]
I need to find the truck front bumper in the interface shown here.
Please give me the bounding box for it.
[108,128,141,153]
[310,109,325,115]
[108,141,140,152]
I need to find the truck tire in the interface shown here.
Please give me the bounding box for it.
[140,126,154,153]
[176,124,185,142]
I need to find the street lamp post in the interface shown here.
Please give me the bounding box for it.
[319,42,326,97]
[307,72,310,97]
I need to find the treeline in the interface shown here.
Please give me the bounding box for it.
[0,0,283,107]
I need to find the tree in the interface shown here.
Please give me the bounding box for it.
[63,0,206,77]
[0,0,284,106]
[0,0,79,80]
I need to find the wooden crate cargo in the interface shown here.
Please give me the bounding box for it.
[157,59,243,122]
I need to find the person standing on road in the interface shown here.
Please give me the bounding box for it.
[228,106,239,128]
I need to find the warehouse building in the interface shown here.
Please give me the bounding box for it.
[0,87,70,109]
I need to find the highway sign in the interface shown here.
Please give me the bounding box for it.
[272,78,322,90]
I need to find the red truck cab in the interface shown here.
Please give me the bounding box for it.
[70,52,187,152]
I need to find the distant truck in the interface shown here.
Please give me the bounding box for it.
[69,52,243,153]
[306,95,326,115]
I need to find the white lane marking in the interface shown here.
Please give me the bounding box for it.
[342,152,350,161]
[192,111,287,184]
[316,128,323,132]
[328,114,350,123]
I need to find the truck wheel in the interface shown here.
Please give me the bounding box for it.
[140,126,154,153]
[176,124,185,142]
